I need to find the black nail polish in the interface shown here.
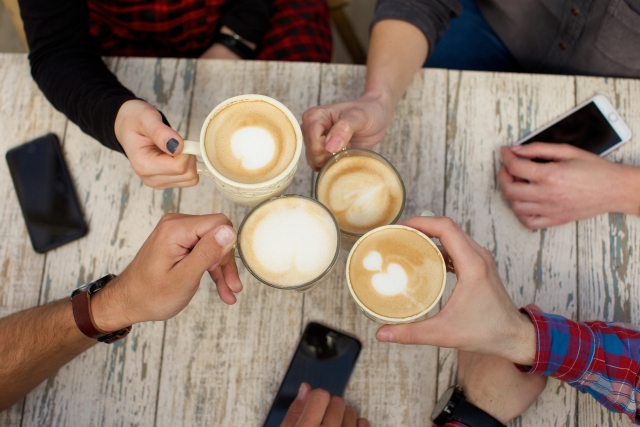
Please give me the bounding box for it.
[166,138,179,154]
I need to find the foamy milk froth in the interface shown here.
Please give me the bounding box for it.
[239,197,339,287]
[204,99,297,184]
[348,226,445,319]
[317,155,403,234]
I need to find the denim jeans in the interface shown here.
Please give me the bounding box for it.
[424,0,521,72]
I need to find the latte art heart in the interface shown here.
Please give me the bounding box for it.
[348,226,446,320]
[362,251,408,296]
[231,127,275,170]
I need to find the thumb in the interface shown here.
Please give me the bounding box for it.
[376,317,442,346]
[139,109,185,155]
[180,225,237,277]
[325,109,369,152]
[510,142,582,162]
[280,383,311,427]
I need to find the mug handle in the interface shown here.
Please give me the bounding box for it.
[182,139,210,176]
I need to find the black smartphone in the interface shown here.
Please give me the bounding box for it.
[517,94,632,156]
[263,322,362,427]
[6,134,87,253]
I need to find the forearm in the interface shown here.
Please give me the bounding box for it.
[519,308,640,423]
[20,0,137,152]
[0,299,95,410]
[363,20,428,108]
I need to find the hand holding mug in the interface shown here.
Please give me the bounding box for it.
[301,93,394,171]
[281,383,370,427]
[92,213,242,332]
[376,216,537,366]
[115,100,198,189]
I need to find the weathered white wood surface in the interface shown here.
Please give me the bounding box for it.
[1,53,639,426]
[300,64,448,426]
[442,71,578,427]
[20,57,191,427]
[156,60,320,427]
[0,53,67,427]
[576,76,640,427]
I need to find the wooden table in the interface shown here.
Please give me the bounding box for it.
[1,52,639,427]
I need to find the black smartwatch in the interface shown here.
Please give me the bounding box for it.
[431,386,506,427]
[213,32,257,59]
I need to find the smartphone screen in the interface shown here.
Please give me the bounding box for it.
[519,101,621,155]
[263,322,362,427]
[5,134,87,253]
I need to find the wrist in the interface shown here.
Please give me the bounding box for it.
[614,164,640,215]
[219,25,257,50]
[90,276,134,332]
[362,78,396,111]
[501,311,536,366]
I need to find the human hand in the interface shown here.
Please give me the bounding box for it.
[280,383,370,427]
[301,93,394,171]
[115,99,198,189]
[498,143,640,229]
[457,350,547,424]
[92,213,242,331]
[376,216,537,366]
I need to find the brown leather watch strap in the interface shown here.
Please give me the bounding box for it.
[71,290,107,339]
[71,275,131,344]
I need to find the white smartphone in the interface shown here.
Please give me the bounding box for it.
[516,94,632,156]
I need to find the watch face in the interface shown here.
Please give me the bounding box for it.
[431,385,456,420]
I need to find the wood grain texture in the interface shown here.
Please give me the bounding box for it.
[442,71,578,427]
[300,64,448,426]
[0,53,67,426]
[575,77,640,427]
[156,60,321,427]
[21,57,192,427]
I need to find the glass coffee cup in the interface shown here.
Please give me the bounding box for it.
[315,148,406,251]
[237,194,341,292]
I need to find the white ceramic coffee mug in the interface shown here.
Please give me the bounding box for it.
[346,224,447,324]
[181,94,302,207]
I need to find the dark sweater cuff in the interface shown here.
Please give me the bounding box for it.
[220,12,269,45]
[102,94,138,153]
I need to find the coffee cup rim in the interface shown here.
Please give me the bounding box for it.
[314,148,407,237]
[197,94,303,189]
[345,224,447,323]
[237,194,342,290]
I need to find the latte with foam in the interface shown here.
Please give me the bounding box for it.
[239,196,340,288]
[347,225,445,320]
[316,152,404,235]
[204,99,297,184]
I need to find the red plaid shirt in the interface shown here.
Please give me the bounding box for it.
[87,0,332,61]
[435,308,640,426]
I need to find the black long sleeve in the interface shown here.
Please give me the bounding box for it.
[219,0,276,44]
[19,0,138,153]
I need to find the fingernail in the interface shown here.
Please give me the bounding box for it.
[326,136,341,153]
[166,138,179,154]
[377,329,394,343]
[297,383,310,400]
[215,226,236,247]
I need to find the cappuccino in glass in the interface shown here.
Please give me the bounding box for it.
[238,195,340,291]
